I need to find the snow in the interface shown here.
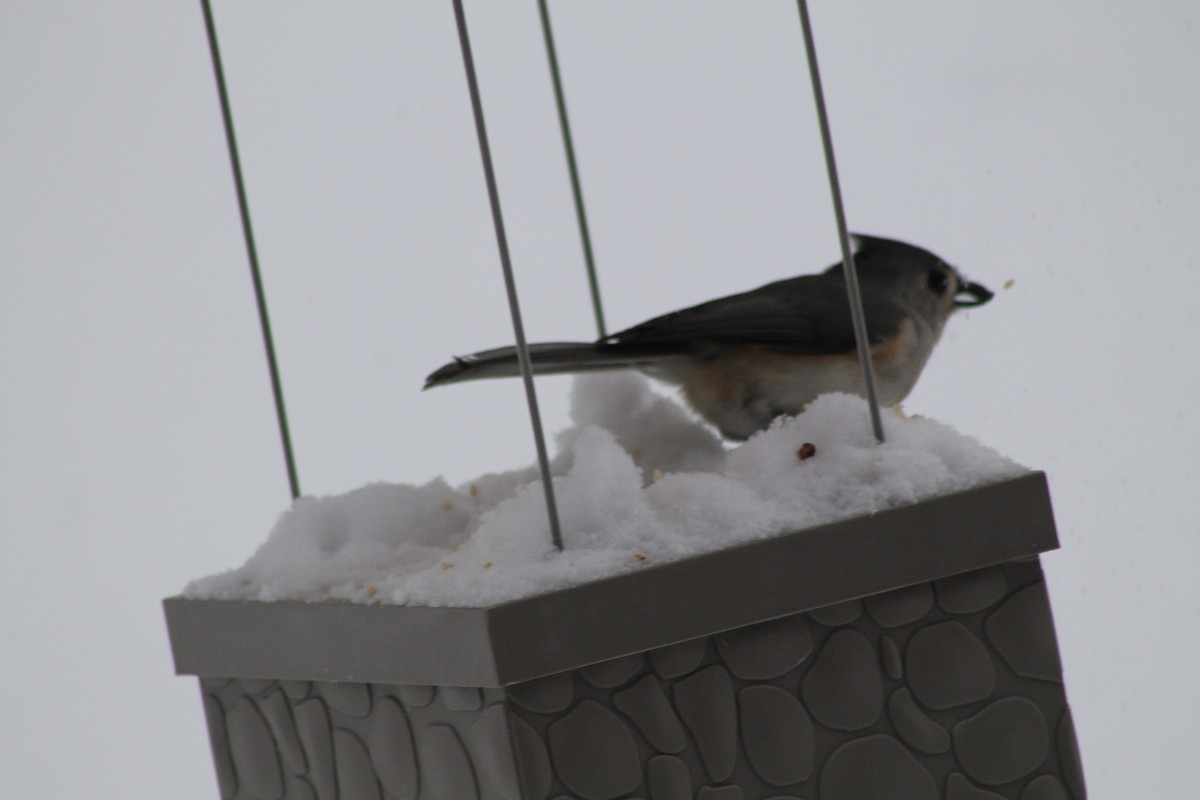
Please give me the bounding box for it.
[185,373,1027,607]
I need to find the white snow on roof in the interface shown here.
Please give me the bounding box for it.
[185,373,1025,607]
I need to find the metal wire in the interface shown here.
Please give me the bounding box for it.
[200,0,303,498]
[537,0,607,339]
[452,0,565,550]
[796,0,886,444]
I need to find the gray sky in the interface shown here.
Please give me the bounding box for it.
[3,1,1198,796]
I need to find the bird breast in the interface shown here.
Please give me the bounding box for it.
[646,318,937,440]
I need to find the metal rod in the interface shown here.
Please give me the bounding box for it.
[200,0,303,497]
[796,0,886,444]
[537,0,607,338]
[451,0,565,550]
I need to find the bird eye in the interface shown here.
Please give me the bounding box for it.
[927,269,949,295]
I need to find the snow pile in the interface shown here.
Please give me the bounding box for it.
[185,374,1026,607]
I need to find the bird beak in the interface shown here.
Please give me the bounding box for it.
[954,278,994,308]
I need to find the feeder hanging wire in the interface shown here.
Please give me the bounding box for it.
[537,0,608,339]
[796,0,887,444]
[200,0,303,498]
[452,0,566,551]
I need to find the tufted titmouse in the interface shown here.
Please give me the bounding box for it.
[425,235,993,440]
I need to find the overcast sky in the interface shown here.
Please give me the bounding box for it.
[3,1,1198,797]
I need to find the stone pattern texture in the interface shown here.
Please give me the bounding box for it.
[199,677,522,800]
[197,557,1085,799]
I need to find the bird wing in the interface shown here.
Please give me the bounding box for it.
[426,267,911,389]
[607,274,904,356]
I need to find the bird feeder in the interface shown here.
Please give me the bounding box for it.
[166,3,1086,799]
[167,472,1083,799]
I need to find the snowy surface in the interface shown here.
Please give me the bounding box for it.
[186,375,1025,607]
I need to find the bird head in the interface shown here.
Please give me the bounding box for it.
[836,234,993,333]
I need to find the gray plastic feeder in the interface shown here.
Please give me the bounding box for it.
[164,471,1085,799]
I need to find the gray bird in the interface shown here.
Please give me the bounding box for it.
[425,235,993,440]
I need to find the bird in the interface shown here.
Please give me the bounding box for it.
[425,235,993,440]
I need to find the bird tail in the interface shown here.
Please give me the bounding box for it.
[424,341,674,389]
